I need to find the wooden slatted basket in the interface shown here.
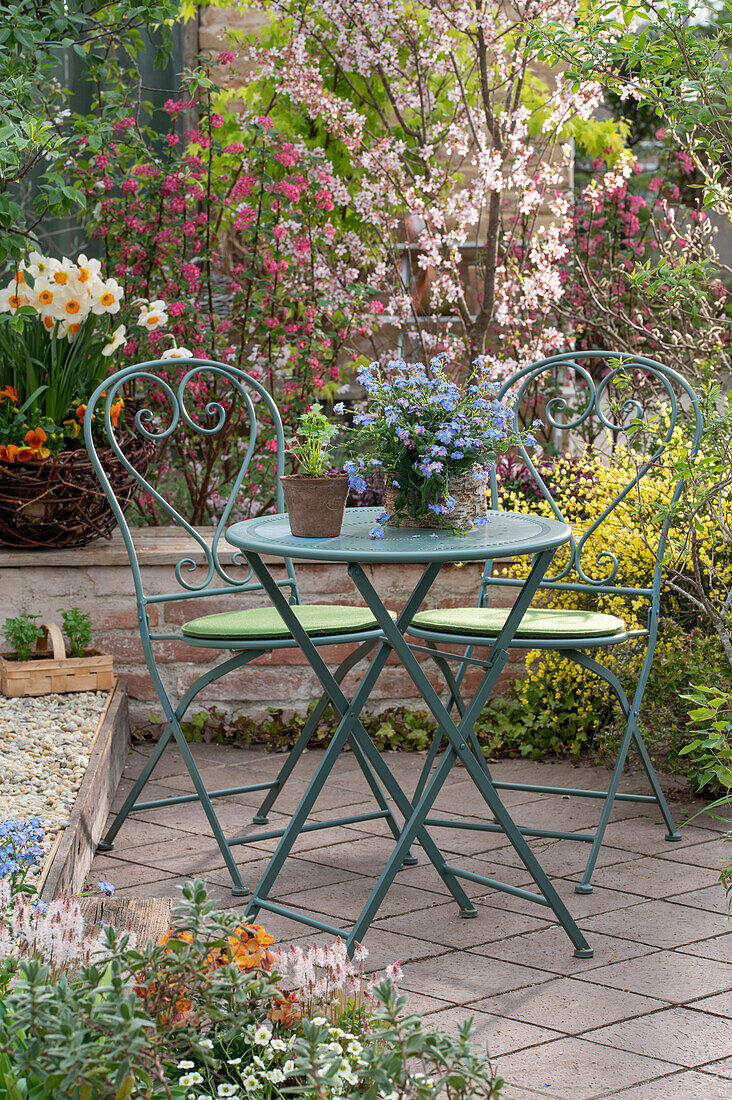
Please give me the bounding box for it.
[0,623,114,697]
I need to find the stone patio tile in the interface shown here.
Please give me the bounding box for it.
[111,781,183,815]
[277,878,446,922]
[84,858,173,890]
[472,840,642,881]
[583,855,718,899]
[398,949,551,1004]
[654,837,730,870]
[700,1055,732,1078]
[581,898,730,949]
[682,991,732,1017]
[402,822,518,857]
[480,874,640,919]
[204,855,358,896]
[430,775,549,810]
[584,1005,732,1067]
[577,949,732,1003]
[372,899,551,949]
[473,976,664,1034]
[495,1036,679,1099]
[98,834,252,876]
[473,927,655,975]
[425,1005,563,1056]
[300,836,537,899]
[599,817,719,856]
[665,883,729,914]
[612,1069,732,1098]
[399,992,454,1015]
[100,817,194,851]
[678,932,732,963]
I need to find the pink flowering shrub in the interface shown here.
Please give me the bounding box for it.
[232,0,613,371]
[73,68,378,523]
[562,143,730,375]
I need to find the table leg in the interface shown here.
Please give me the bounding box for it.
[347,553,593,958]
[241,554,475,928]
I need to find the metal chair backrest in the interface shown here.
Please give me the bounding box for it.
[83,358,298,619]
[480,351,702,634]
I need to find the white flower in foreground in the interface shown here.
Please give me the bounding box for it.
[75,253,103,285]
[91,277,124,314]
[102,325,127,356]
[217,1085,239,1097]
[160,345,193,360]
[0,284,26,312]
[253,1025,271,1045]
[137,299,168,330]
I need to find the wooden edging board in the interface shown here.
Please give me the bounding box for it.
[39,678,130,901]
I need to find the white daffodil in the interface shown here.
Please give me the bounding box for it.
[59,318,83,342]
[25,251,52,278]
[91,277,124,314]
[47,255,77,288]
[160,345,193,360]
[102,324,127,356]
[53,285,92,322]
[75,253,103,285]
[137,299,168,331]
[0,284,25,312]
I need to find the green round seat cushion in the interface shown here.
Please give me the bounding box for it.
[182,603,393,640]
[410,606,626,639]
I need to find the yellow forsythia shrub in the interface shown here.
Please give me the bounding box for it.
[494,439,732,757]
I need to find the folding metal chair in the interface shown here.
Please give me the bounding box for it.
[407,351,702,892]
[84,359,402,895]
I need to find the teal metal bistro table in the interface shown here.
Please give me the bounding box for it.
[226,507,593,958]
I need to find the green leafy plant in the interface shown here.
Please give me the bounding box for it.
[2,613,43,661]
[289,403,341,477]
[680,684,732,906]
[59,606,93,658]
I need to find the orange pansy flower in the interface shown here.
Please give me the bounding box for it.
[0,386,18,404]
[24,427,50,459]
[7,445,35,463]
[110,399,124,427]
[76,404,87,423]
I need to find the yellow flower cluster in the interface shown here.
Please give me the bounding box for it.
[498,440,732,740]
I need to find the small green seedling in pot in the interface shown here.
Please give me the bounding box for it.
[2,614,43,661]
[289,402,340,476]
[59,607,93,658]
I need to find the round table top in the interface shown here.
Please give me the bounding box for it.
[226,507,570,564]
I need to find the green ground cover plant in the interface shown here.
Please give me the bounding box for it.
[0,835,505,1100]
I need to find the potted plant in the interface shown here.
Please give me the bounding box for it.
[280,403,350,537]
[342,353,538,533]
[0,251,170,549]
[0,608,114,697]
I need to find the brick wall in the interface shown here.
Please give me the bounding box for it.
[0,528,523,724]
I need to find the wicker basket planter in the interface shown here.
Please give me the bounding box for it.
[0,432,154,550]
[384,466,488,530]
[0,623,114,698]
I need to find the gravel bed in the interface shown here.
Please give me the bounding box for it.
[0,690,109,863]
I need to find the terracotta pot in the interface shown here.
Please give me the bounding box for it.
[384,465,488,530]
[280,474,350,537]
